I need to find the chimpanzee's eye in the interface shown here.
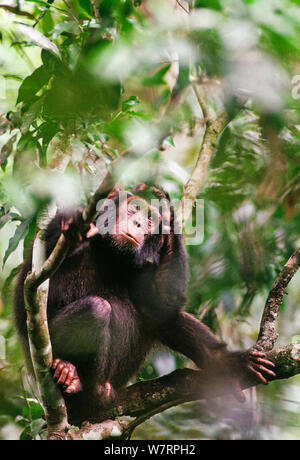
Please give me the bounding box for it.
[128,204,139,215]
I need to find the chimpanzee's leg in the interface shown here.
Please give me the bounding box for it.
[158,311,276,400]
[49,296,112,394]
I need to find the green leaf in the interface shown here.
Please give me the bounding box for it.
[163,135,175,148]
[52,21,81,39]
[122,95,140,112]
[17,131,38,153]
[194,0,222,10]
[21,99,43,131]
[22,399,44,420]
[40,10,55,35]
[23,214,38,259]
[19,425,33,440]
[1,264,22,312]
[18,415,45,439]
[17,24,61,57]
[36,121,60,147]
[3,219,30,267]
[15,415,30,428]
[0,4,35,19]
[25,0,54,5]
[31,418,46,438]
[41,49,60,69]
[77,0,93,18]
[142,64,171,87]
[0,212,22,231]
[0,134,17,170]
[17,66,51,104]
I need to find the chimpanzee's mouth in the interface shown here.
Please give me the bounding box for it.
[120,232,141,247]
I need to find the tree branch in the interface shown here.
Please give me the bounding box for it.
[181,96,227,205]
[255,247,300,352]
[24,231,69,437]
[89,0,100,22]
[109,344,300,418]
[59,342,300,440]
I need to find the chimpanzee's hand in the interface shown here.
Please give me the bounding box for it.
[52,358,82,394]
[61,209,83,246]
[226,349,276,402]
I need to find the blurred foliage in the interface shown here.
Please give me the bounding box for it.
[0,0,299,440]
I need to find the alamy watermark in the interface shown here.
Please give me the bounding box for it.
[291,75,300,100]
[0,75,6,100]
[0,335,5,360]
[95,192,204,246]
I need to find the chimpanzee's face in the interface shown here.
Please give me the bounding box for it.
[88,187,172,259]
[111,196,161,252]
[89,192,164,255]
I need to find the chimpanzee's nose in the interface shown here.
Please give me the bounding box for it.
[133,219,141,228]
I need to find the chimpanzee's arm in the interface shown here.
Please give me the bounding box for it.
[45,209,87,258]
[130,233,189,322]
[131,232,229,362]
[45,210,72,256]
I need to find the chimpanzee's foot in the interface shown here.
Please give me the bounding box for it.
[51,358,82,394]
[244,350,276,385]
[228,349,276,402]
[94,381,116,407]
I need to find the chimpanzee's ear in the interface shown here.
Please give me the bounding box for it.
[107,187,121,200]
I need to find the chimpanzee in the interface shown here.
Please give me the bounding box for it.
[14,183,275,424]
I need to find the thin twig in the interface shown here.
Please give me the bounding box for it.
[62,0,82,28]
[176,0,190,14]
[19,367,33,436]
[122,398,186,440]
[191,82,211,122]
[181,78,228,209]
[90,0,100,22]
[182,110,227,205]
